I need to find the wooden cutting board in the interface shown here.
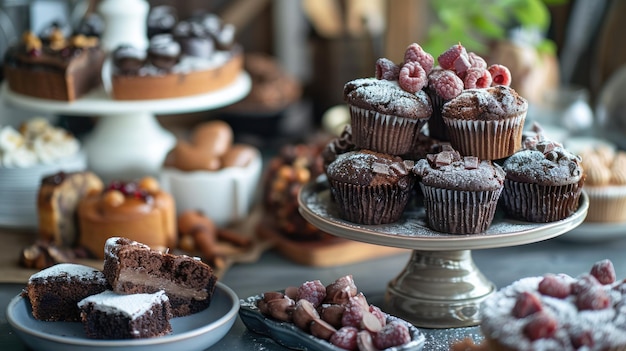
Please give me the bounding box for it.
[257,220,408,267]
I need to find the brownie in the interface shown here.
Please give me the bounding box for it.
[78,290,172,339]
[103,237,217,317]
[23,263,109,321]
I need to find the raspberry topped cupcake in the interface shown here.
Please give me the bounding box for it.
[501,133,584,222]
[442,85,528,160]
[343,43,433,156]
[426,43,512,141]
[413,145,505,234]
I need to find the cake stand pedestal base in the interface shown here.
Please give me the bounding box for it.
[82,111,175,182]
[384,250,495,328]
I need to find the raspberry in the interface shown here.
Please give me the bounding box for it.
[429,69,463,100]
[375,57,400,81]
[404,43,434,75]
[463,67,492,89]
[438,43,467,71]
[296,280,327,307]
[453,53,471,75]
[329,326,359,350]
[576,286,610,310]
[398,61,427,93]
[570,330,594,349]
[512,291,543,318]
[590,259,616,285]
[468,52,487,70]
[523,311,558,341]
[571,274,601,295]
[538,274,571,298]
[488,64,512,86]
[341,296,367,328]
[372,320,411,349]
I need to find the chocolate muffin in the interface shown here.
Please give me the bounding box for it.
[147,34,180,71]
[112,45,146,75]
[501,136,584,222]
[413,145,505,234]
[326,149,415,225]
[442,85,528,160]
[343,78,432,156]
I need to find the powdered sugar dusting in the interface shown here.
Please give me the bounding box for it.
[29,263,106,283]
[344,78,432,118]
[77,290,169,320]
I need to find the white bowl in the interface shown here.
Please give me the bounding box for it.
[160,150,262,227]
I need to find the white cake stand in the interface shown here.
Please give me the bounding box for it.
[298,178,588,328]
[1,73,251,181]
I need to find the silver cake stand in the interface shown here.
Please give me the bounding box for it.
[298,178,588,328]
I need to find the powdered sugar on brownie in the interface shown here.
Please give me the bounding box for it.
[78,290,169,320]
[503,140,583,185]
[343,78,432,119]
[28,263,107,283]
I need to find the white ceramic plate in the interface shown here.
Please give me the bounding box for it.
[6,282,238,351]
[558,222,626,242]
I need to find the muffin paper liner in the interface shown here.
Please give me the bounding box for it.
[349,105,427,156]
[443,113,526,160]
[425,88,450,141]
[419,184,502,234]
[328,179,414,225]
[583,185,626,222]
[502,180,582,222]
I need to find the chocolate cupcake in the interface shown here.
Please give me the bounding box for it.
[413,145,505,234]
[326,150,415,225]
[147,34,180,71]
[442,85,528,160]
[173,21,214,59]
[112,45,146,75]
[501,136,584,222]
[343,78,432,156]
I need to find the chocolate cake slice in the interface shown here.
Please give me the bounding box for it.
[23,263,109,321]
[103,237,217,317]
[78,290,172,339]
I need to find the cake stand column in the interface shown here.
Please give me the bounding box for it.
[82,111,175,183]
[384,249,495,328]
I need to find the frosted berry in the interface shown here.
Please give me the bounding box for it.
[463,67,492,89]
[404,43,434,74]
[571,330,594,349]
[341,296,367,328]
[538,274,571,298]
[438,43,467,71]
[523,311,558,341]
[325,275,357,305]
[468,52,487,70]
[571,274,601,295]
[330,326,359,350]
[297,280,327,307]
[488,64,512,86]
[429,69,464,100]
[512,291,543,318]
[398,61,427,93]
[373,320,411,349]
[375,58,400,81]
[453,53,471,75]
[590,259,616,285]
[575,286,610,310]
[356,330,377,351]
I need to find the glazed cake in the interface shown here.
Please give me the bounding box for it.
[4,30,104,101]
[38,171,103,247]
[109,12,242,100]
[23,263,109,321]
[78,290,172,339]
[77,177,176,259]
[103,237,217,317]
[481,259,626,350]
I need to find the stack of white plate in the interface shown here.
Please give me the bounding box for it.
[0,152,87,229]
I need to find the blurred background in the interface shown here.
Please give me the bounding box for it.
[0,0,625,149]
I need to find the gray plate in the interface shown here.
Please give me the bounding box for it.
[6,282,239,351]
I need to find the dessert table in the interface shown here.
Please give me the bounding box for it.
[1,226,626,350]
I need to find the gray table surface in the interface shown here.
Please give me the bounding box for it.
[2,233,626,350]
